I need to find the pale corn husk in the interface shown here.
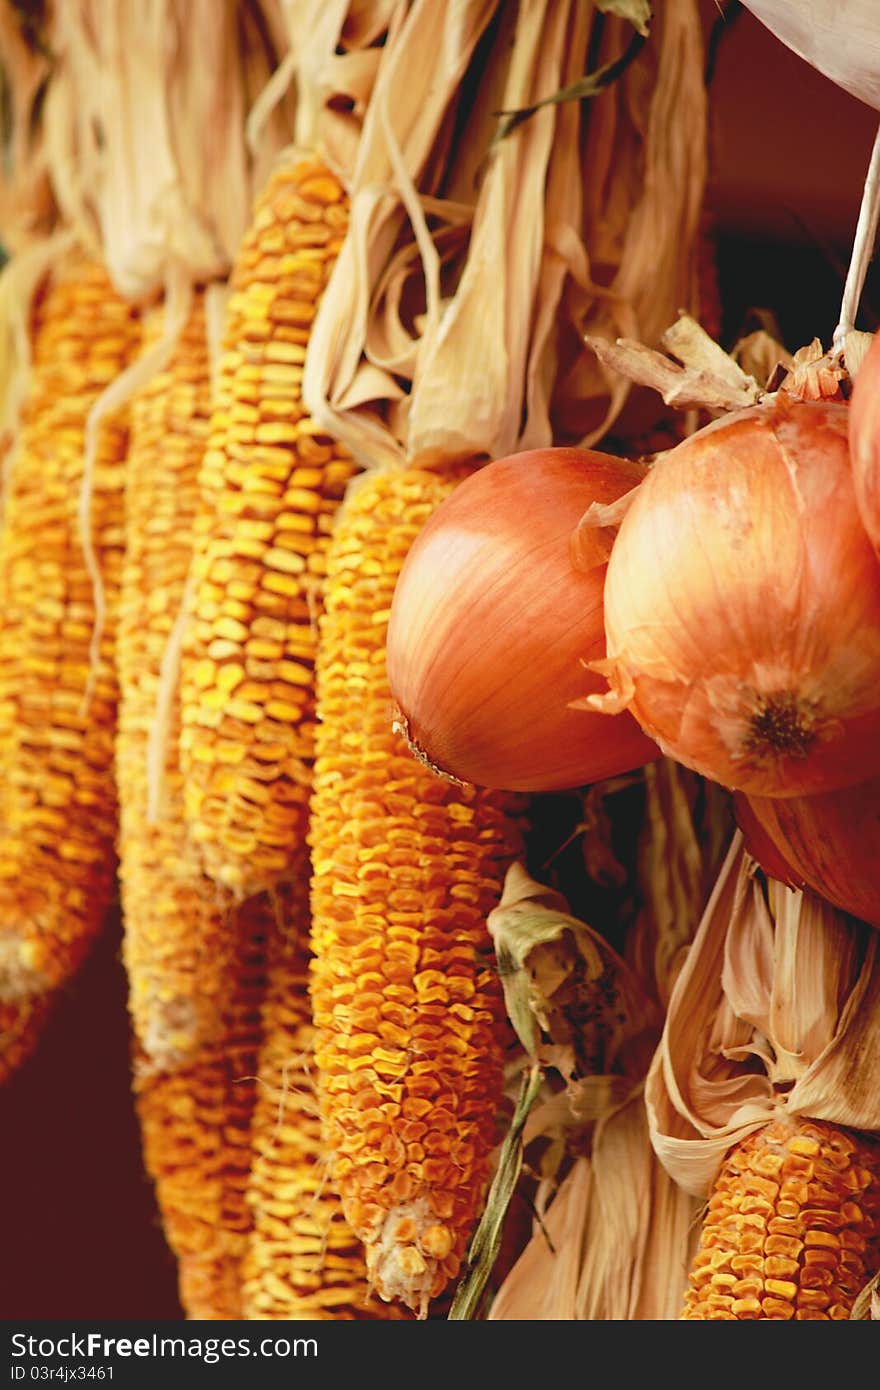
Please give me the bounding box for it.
[645,834,880,1200]
[742,1,880,112]
[306,0,708,469]
[625,758,733,1011]
[489,1093,701,1320]
[248,0,401,175]
[554,0,708,444]
[0,4,55,255]
[44,0,296,301]
[476,861,701,1321]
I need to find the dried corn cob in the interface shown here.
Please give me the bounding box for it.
[134,893,271,1320]
[682,1116,880,1320]
[179,156,357,899]
[243,885,411,1320]
[308,466,527,1316]
[0,253,139,1001]
[116,287,239,1068]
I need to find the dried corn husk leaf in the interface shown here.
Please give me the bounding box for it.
[489,1090,700,1320]
[488,862,661,1078]
[248,0,401,178]
[475,865,699,1320]
[0,4,54,254]
[304,0,500,468]
[645,833,880,1198]
[307,0,708,467]
[45,0,295,300]
[556,0,707,443]
[448,1062,544,1320]
[625,759,732,1010]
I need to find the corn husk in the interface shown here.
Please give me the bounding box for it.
[0,3,55,255]
[306,0,708,469]
[625,758,733,1011]
[645,833,880,1200]
[44,0,296,301]
[475,859,702,1320]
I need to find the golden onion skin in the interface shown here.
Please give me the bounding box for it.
[386,448,659,792]
[600,399,880,798]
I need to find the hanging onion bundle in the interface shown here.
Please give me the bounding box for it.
[386,448,659,792]
[592,397,880,798]
[735,780,880,929]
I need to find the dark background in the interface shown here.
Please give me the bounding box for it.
[2,1,879,1320]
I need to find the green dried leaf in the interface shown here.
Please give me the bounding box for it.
[448,1063,544,1321]
[488,863,660,1081]
[492,28,647,145]
[597,0,652,37]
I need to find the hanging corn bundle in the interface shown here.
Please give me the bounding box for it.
[146,0,402,1319]
[299,0,708,1318]
[0,251,140,1003]
[115,289,241,1070]
[646,836,880,1319]
[176,0,402,899]
[177,152,357,897]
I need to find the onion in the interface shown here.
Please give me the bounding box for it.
[596,397,880,797]
[738,779,880,928]
[848,327,880,553]
[385,448,659,792]
[731,792,801,889]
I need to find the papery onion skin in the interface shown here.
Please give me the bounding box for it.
[600,398,880,797]
[848,328,880,553]
[385,448,659,792]
[740,780,880,929]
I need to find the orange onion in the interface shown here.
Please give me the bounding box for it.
[385,448,660,791]
[595,396,880,797]
[848,327,880,553]
[737,779,880,929]
[731,792,801,889]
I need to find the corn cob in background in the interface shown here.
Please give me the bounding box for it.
[116,288,241,1069]
[683,1117,880,1320]
[0,996,54,1088]
[308,465,528,1316]
[0,252,139,1004]
[241,899,410,1321]
[133,894,272,1320]
[179,156,357,899]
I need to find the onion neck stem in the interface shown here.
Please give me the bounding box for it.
[833,118,880,353]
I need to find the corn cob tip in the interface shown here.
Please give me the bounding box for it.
[365,1198,456,1318]
[0,936,46,1003]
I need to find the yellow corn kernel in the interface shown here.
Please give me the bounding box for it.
[242,880,410,1321]
[133,894,273,1320]
[180,156,357,899]
[682,1117,880,1320]
[0,253,140,1002]
[116,290,240,1069]
[308,466,527,1317]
